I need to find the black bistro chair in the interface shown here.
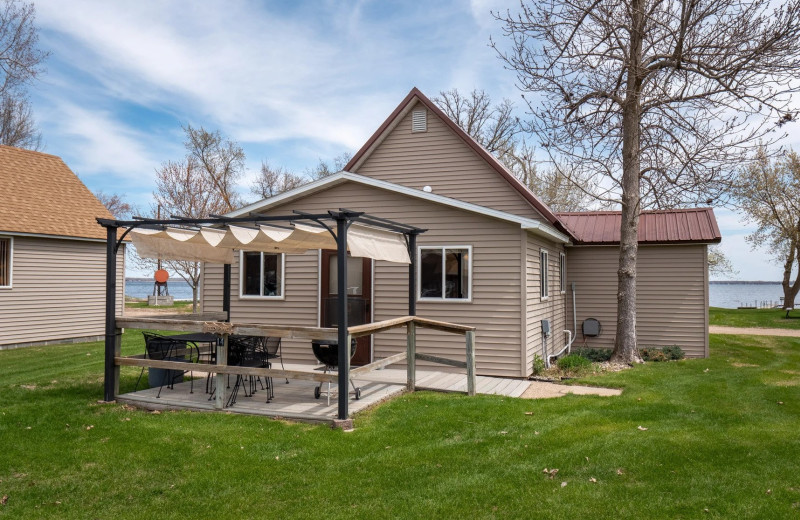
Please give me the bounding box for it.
[134,332,200,398]
[263,336,288,384]
[226,336,269,406]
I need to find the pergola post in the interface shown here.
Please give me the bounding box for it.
[335,215,349,420]
[103,224,118,402]
[407,231,418,391]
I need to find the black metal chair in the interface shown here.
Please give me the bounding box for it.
[263,336,288,384]
[134,332,200,398]
[226,336,269,406]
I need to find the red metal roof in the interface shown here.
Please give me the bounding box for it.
[555,208,721,245]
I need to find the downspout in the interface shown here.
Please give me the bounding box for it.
[546,282,578,368]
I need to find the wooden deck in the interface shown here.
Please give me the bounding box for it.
[117,363,533,424]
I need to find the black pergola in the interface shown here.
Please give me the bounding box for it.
[97,209,425,420]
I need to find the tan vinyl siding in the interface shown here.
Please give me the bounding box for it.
[354,102,544,221]
[0,236,125,347]
[524,232,568,374]
[202,181,525,377]
[565,244,709,358]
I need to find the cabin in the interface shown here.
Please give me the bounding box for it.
[0,145,125,349]
[196,88,721,378]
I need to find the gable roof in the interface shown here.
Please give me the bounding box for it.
[345,87,572,237]
[228,171,572,244]
[556,208,722,245]
[0,145,114,241]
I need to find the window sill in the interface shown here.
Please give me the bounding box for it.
[239,295,285,301]
[540,296,550,301]
[418,298,472,304]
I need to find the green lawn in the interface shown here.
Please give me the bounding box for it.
[1,332,799,519]
[710,306,800,329]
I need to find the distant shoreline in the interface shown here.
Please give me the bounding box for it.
[709,281,782,285]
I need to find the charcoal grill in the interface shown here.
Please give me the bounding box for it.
[311,339,361,404]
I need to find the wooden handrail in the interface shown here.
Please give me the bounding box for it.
[348,316,476,338]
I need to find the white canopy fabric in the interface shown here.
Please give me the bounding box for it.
[129,223,411,264]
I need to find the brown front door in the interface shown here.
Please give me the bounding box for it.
[320,250,372,366]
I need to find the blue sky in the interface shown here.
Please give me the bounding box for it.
[27,0,792,281]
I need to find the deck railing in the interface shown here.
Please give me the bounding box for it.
[113,314,477,415]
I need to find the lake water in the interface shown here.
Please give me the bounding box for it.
[125,278,194,300]
[709,282,784,309]
[126,278,783,307]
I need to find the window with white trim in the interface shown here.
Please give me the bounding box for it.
[419,246,471,301]
[560,252,566,293]
[0,237,10,288]
[240,251,284,298]
[540,249,549,299]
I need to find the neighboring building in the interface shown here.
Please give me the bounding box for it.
[201,88,721,377]
[0,145,125,349]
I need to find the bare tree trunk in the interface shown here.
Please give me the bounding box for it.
[192,284,198,314]
[783,240,800,309]
[612,0,645,364]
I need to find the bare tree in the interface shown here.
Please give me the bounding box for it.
[734,149,800,308]
[434,88,520,163]
[251,161,307,199]
[0,1,48,150]
[307,152,352,181]
[707,245,736,278]
[507,140,599,212]
[95,190,134,219]
[493,0,800,362]
[183,124,245,212]
[138,128,246,312]
[0,93,39,149]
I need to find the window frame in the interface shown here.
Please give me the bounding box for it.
[559,252,566,294]
[417,245,473,303]
[0,235,11,289]
[540,248,549,300]
[238,250,285,300]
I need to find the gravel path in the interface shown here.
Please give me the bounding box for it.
[710,325,800,337]
[520,382,622,399]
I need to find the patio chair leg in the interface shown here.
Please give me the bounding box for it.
[134,367,145,392]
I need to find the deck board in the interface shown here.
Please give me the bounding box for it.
[117,363,540,424]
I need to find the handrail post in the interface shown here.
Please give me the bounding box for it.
[466,330,476,396]
[406,321,416,391]
[215,333,228,410]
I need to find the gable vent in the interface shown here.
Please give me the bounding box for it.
[411,109,427,132]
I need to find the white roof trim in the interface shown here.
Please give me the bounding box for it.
[228,172,571,244]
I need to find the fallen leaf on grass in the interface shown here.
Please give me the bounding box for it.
[766,489,772,495]
[703,368,709,373]
[589,477,597,483]
[616,468,625,475]
[637,426,648,431]
[151,410,161,415]
[1,495,7,505]
[86,425,94,431]
[542,468,559,479]
[525,412,534,415]
[500,431,508,435]
[778,402,785,405]
[560,482,567,488]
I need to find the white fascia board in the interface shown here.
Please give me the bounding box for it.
[522,222,572,244]
[228,171,571,243]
